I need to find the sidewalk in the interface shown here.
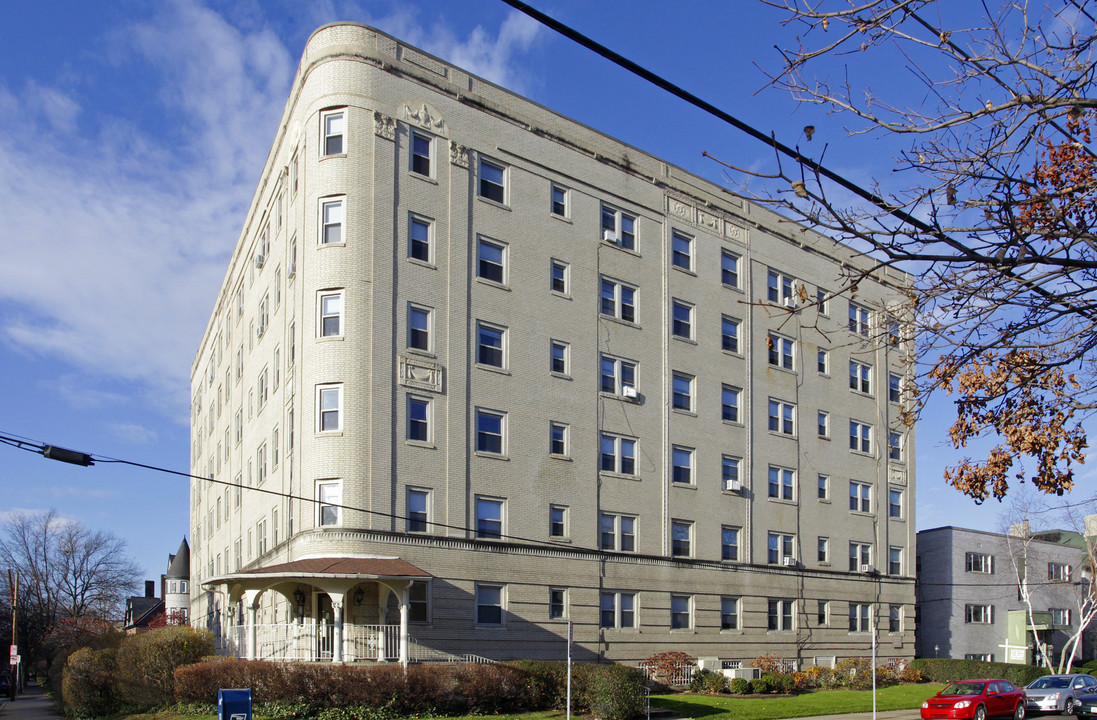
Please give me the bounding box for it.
[0,683,63,720]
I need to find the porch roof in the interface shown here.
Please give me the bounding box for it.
[220,556,431,582]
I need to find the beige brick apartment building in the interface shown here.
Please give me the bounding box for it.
[189,22,916,668]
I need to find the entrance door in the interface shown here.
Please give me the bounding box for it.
[316,593,334,660]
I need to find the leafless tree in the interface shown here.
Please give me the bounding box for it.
[729,0,1096,502]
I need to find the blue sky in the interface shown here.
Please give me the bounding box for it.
[0,0,1091,585]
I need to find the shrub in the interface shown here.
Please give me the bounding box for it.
[753,674,788,694]
[690,669,728,694]
[641,651,696,687]
[728,677,752,694]
[62,647,121,718]
[911,658,1049,687]
[754,654,795,675]
[790,671,811,691]
[114,625,215,709]
[588,665,647,720]
[805,665,834,689]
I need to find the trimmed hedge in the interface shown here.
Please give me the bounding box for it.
[62,647,120,718]
[115,625,215,709]
[911,658,1049,686]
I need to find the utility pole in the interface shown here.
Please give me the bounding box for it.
[8,569,18,698]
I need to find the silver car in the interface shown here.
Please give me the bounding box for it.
[1026,674,1097,715]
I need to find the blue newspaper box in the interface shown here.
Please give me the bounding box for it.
[218,688,252,720]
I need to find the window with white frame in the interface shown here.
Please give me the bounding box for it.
[818,537,830,563]
[817,288,830,315]
[256,518,267,555]
[818,348,830,374]
[671,231,693,271]
[600,354,637,395]
[768,466,795,500]
[550,259,569,294]
[672,372,694,411]
[966,552,994,573]
[601,204,636,250]
[671,299,693,339]
[849,542,872,571]
[721,250,740,288]
[721,315,740,353]
[599,513,636,552]
[549,505,568,538]
[478,157,506,204]
[889,546,903,575]
[818,600,830,625]
[849,603,871,632]
[409,214,432,262]
[849,481,872,513]
[1051,608,1071,625]
[257,294,269,337]
[965,604,993,623]
[477,236,506,284]
[768,399,795,435]
[850,359,872,394]
[407,487,430,532]
[550,183,569,218]
[407,395,430,443]
[549,587,567,619]
[768,532,795,564]
[600,433,637,475]
[721,526,740,561]
[322,109,345,156]
[721,596,739,629]
[722,455,741,488]
[850,420,873,453]
[475,408,506,455]
[257,368,269,408]
[600,278,637,322]
[889,373,902,403]
[550,422,569,457]
[671,520,693,557]
[768,598,794,630]
[475,583,505,625]
[767,270,795,303]
[888,431,903,460]
[410,130,432,176]
[319,290,343,337]
[317,384,343,432]
[600,591,637,628]
[408,304,432,351]
[768,334,794,370]
[849,302,870,335]
[320,197,344,244]
[475,496,504,539]
[670,594,693,629]
[476,321,506,369]
[722,385,741,422]
[317,480,341,526]
[818,411,830,438]
[818,473,830,500]
[1049,563,1072,581]
[551,340,569,375]
[889,488,903,518]
[256,444,267,485]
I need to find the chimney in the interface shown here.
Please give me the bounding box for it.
[145,580,156,598]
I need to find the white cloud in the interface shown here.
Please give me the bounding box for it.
[108,423,159,445]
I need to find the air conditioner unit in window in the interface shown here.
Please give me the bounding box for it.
[783,557,797,567]
[256,325,265,339]
[287,261,296,278]
[724,478,742,492]
[783,296,797,309]
[861,564,876,574]
[254,254,266,269]
[621,385,638,399]
[603,229,619,244]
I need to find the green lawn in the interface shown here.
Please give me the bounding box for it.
[650,683,945,720]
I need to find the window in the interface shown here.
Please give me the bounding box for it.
[317,480,341,526]
[818,411,830,438]
[672,373,694,411]
[290,152,298,196]
[850,420,873,453]
[768,399,795,435]
[478,157,506,203]
[849,302,870,335]
[550,259,569,294]
[1049,563,1072,581]
[409,214,432,262]
[768,334,794,370]
[549,505,568,538]
[849,481,872,513]
[817,288,830,315]
[600,278,637,322]
[475,409,506,455]
[476,322,506,368]
[600,591,637,628]
[1051,608,1071,625]
[670,594,692,629]
[477,237,506,283]
[257,294,269,337]
[599,513,636,552]
[886,604,901,632]
[600,433,637,475]
[407,488,430,532]
[551,340,569,375]
[256,444,267,485]
[257,368,269,408]
[889,373,902,403]
[550,422,569,456]
[721,315,740,353]
[722,455,741,489]
[889,547,903,575]
[319,291,343,337]
[966,552,994,574]
[317,384,342,432]
[256,519,267,555]
[671,231,693,270]
[888,431,903,461]
[550,183,568,217]
[721,526,740,561]
[601,204,636,250]
[768,599,794,630]
[322,109,345,155]
[475,497,504,539]
[722,385,741,422]
[475,583,504,625]
[768,532,795,564]
[818,600,829,625]
[410,130,432,176]
[767,270,795,303]
[817,474,830,500]
[721,250,740,288]
[320,198,343,244]
[850,359,872,394]
[818,537,830,563]
[721,596,739,629]
[600,355,637,395]
[889,488,903,518]
[671,300,693,339]
[408,304,432,351]
[549,588,567,619]
[672,446,694,484]
[849,603,871,632]
[888,318,901,346]
[818,348,830,374]
[409,580,430,623]
[407,396,430,443]
[671,521,693,558]
[965,604,994,623]
[849,542,872,571]
[768,466,795,501]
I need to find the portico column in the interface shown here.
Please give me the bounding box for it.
[376,591,387,661]
[399,585,409,669]
[332,598,344,663]
[243,589,261,660]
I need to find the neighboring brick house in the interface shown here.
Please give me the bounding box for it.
[189,22,916,668]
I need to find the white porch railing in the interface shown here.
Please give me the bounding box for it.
[219,623,401,662]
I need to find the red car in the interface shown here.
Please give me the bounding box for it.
[922,679,1027,720]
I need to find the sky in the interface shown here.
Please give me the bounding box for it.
[0,0,1093,588]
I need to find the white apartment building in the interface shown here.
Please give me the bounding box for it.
[188,22,916,667]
